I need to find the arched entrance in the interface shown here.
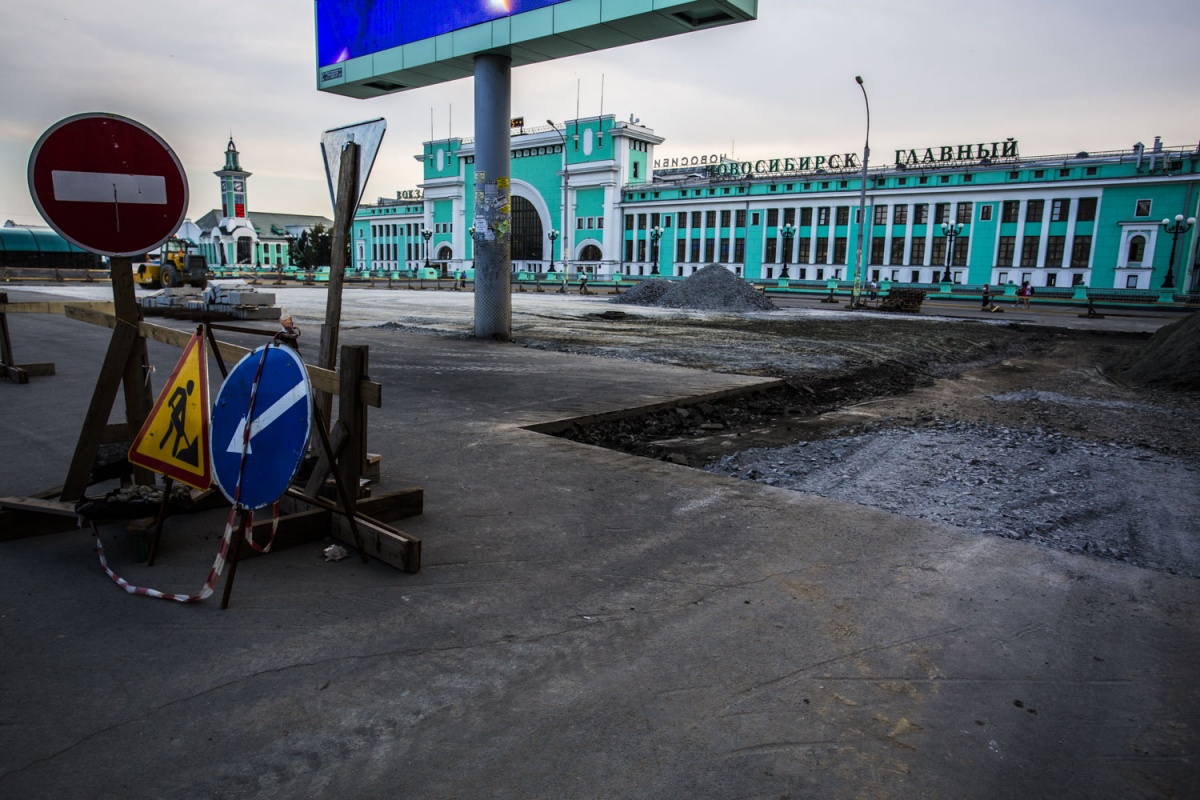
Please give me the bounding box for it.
[437,245,453,260]
[511,195,544,262]
[579,244,601,261]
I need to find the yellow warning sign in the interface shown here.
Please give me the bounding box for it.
[129,328,212,489]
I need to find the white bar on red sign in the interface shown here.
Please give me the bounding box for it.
[51,170,168,204]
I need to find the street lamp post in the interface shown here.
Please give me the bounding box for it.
[1160,213,1195,290]
[940,222,962,283]
[547,120,571,288]
[421,228,432,273]
[780,223,796,279]
[649,226,664,275]
[548,229,559,273]
[852,75,870,308]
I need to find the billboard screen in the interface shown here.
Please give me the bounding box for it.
[318,1,570,67]
[316,0,758,98]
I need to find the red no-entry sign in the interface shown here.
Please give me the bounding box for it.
[27,113,189,257]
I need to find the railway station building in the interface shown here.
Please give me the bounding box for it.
[354,118,1200,296]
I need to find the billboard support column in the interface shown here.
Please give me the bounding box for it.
[473,54,513,341]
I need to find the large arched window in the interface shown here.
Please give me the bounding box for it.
[579,244,602,261]
[437,245,453,261]
[510,195,544,261]
[1128,235,1146,264]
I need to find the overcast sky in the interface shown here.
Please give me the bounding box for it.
[2,0,1198,228]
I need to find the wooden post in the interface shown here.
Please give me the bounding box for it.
[337,344,369,508]
[317,142,360,429]
[62,257,154,500]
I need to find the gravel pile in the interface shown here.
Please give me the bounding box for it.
[612,279,672,306]
[704,419,1200,577]
[1123,310,1200,391]
[613,264,778,311]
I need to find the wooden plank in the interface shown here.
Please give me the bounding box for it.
[64,306,383,408]
[355,488,424,522]
[0,508,80,540]
[16,362,55,377]
[236,508,332,561]
[303,419,348,497]
[283,489,420,573]
[0,496,77,516]
[0,301,115,315]
[330,513,421,574]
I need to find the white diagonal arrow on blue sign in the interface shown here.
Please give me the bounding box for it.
[226,380,309,455]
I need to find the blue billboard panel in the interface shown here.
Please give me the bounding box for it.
[317,0,570,67]
[316,0,758,98]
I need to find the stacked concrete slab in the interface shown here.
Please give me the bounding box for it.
[137,282,281,320]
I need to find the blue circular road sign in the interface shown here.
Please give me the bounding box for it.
[211,344,312,510]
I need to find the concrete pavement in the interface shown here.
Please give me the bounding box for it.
[0,290,1196,799]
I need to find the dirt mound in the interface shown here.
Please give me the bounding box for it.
[612,264,778,312]
[1122,312,1200,391]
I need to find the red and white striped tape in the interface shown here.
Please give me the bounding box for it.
[95,340,287,602]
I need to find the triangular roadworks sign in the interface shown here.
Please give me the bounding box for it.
[129,328,212,489]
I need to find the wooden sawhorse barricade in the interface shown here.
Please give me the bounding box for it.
[0,291,423,603]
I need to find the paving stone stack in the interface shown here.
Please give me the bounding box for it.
[877,288,926,313]
[137,283,281,320]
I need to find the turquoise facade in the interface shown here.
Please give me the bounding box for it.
[353,123,1200,294]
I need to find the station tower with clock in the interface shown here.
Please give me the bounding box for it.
[216,137,251,221]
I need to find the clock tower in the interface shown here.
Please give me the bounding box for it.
[215,137,251,220]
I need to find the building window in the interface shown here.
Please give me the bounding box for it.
[637,240,646,261]
[956,203,973,225]
[650,213,660,227]
[624,240,634,261]
[1026,199,1045,223]
[1051,199,1070,222]
[1070,235,1092,267]
[892,206,907,226]
[833,237,847,264]
[934,203,950,225]
[873,205,888,226]
[1046,236,1065,267]
[870,237,885,264]
[736,210,746,228]
[997,236,1016,266]
[690,239,700,262]
[798,239,810,262]
[1020,237,1040,267]
[783,208,796,226]
[817,207,830,226]
[979,204,993,222]
[800,208,813,226]
[910,238,926,265]
[751,212,760,226]
[815,239,829,262]
[624,215,633,231]
[914,204,929,225]
[1126,275,1139,289]
[890,238,905,264]
[734,238,745,263]
[706,210,717,228]
[704,239,715,261]
[765,238,777,263]
[720,210,731,228]
[1135,200,1152,217]
[1077,198,1098,222]
[1001,201,1020,223]
[690,211,701,228]
[835,206,849,226]
[930,238,946,267]
[676,240,686,261]
[1128,235,1146,263]
[953,236,969,266]
[767,209,779,227]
